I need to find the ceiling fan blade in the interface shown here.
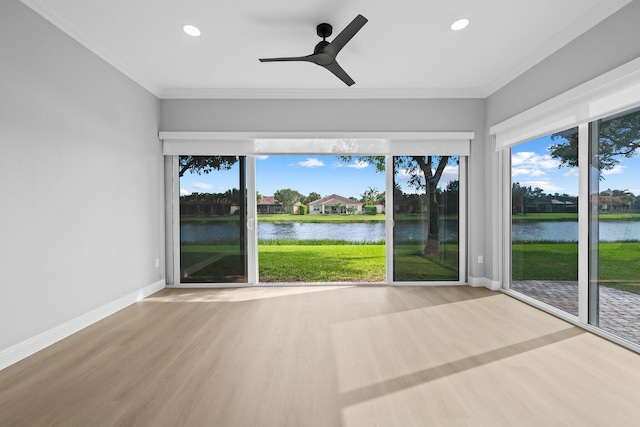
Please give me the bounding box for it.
[259,54,315,62]
[323,61,355,86]
[324,14,367,57]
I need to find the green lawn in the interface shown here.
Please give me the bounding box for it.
[394,243,459,281]
[512,213,640,222]
[258,244,385,282]
[181,240,460,283]
[513,241,640,294]
[257,214,385,223]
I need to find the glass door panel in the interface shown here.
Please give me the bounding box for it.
[510,128,579,315]
[178,156,248,283]
[256,155,386,283]
[590,107,640,345]
[392,155,459,281]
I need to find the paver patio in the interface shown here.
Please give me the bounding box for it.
[511,280,640,346]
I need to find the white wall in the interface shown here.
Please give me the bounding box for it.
[487,1,640,126]
[161,98,489,283]
[485,0,640,285]
[0,1,164,365]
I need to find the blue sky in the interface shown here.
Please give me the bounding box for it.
[512,135,640,197]
[180,155,459,199]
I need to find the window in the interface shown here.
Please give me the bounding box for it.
[589,106,640,344]
[510,128,579,316]
[162,133,472,287]
[492,58,640,351]
[178,156,248,283]
[393,155,460,281]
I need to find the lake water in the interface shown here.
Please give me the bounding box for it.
[180,221,640,243]
[180,221,458,243]
[511,221,640,242]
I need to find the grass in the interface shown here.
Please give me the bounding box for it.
[258,244,385,282]
[512,241,640,294]
[512,213,640,222]
[181,240,460,283]
[394,243,459,281]
[260,239,385,245]
[180,245,246,283]
[258,214,385,223]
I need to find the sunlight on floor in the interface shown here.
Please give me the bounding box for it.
[330,295,588,426]
[144,285,355,303]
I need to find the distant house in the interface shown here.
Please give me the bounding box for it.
[308,194,363,215]
[537,198,576,213]
[257,196,284,214]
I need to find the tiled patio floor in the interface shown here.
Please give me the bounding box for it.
[511,280,640,346]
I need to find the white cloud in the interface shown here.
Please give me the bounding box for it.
[512,168,532,177]
[602,165,625,175]
[180,188,191,196]
[257,155,269,160]
[511,151,560,178]
[347,160,369,169]
[192,182,214,190]
[564,168,579,177]
[519,180,563,193]
[439,165,459,187]
[292,158,324,168]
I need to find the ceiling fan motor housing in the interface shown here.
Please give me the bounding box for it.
[317,23,332,39]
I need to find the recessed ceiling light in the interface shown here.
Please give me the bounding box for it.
[183,24,201,37]
[450,18,470,31]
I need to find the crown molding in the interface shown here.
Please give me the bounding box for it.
[22,0,632,100]
[484,0,634,96]
[20,0,163,97]
[159,87,488,99]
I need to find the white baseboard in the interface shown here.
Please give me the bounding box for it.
[0,279,165,371]
[469,276,501,291]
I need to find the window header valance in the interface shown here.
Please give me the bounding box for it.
[490,56,640,150]
[159,132,474,156]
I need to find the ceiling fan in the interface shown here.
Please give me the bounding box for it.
[259,14,368,86]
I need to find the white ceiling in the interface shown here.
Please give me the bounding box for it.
[22,0,633,99]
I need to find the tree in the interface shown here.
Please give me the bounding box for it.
[274,188,303,213]
[339,155,453,255]
[178,156,238,177]
[361,186,380,206]
[303,192,321,204]
[512,183,525,214]
[549,109,640,173]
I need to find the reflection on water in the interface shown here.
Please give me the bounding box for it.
[512,221,640,242]
[180,220,639,243]
[180,221,459,243]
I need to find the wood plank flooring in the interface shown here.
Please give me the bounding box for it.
[1,286,639,426]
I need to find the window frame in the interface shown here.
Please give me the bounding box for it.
[160,132,473,287]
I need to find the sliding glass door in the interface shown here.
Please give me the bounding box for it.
[162,134,471,286]
[392,155,460,281]
[589,107,640,343]
[504,105,640,348]
[178,156,248,283]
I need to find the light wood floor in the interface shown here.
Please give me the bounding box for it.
[1,286,639,426]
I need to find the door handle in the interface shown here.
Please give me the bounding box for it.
[247,218,254,231]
